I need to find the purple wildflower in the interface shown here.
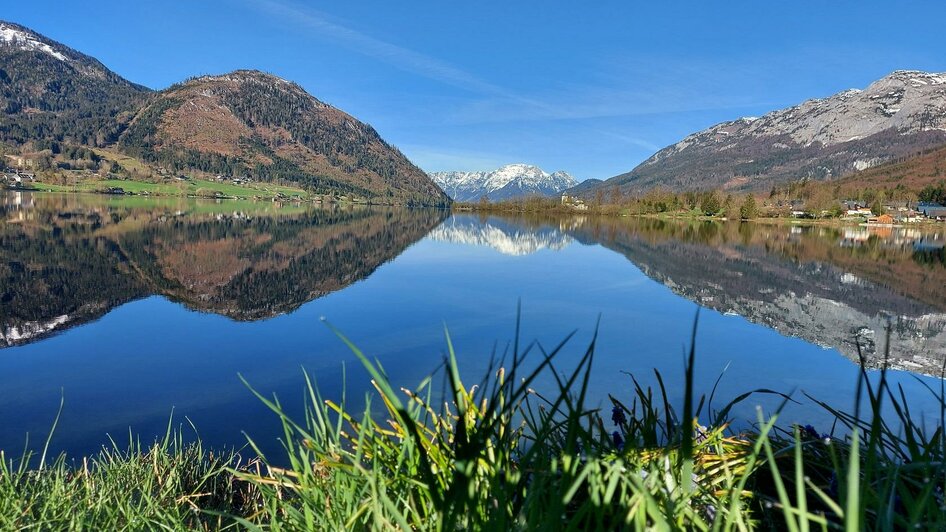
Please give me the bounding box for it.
[612,431,624,450]
[611,405,627,427]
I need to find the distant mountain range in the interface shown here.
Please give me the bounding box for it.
[430,164,577,202]
[576,70,946,196]
[0,21,449,205]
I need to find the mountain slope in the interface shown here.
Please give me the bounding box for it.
[832,143,946,191]
[430,163,577,201]
[117,71,449,205]
[0,21,448,205]
[0,20,148,146]
[564,178,603,197]
[598,70,946,194]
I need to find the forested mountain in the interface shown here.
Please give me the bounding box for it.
[118,71,448,205]
[563,178,603,197]
[584,70,946,195]
[0,21,148,147]
[829,143,946,194]
[0,21,448,205]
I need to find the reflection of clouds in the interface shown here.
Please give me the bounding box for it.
[428,217,572,256]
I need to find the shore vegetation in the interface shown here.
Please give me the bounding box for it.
[2,319,944,530]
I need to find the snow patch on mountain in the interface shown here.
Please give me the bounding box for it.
[0,23,69,61]
[429,164,578,202]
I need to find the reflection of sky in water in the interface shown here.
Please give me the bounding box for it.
[1,212,945,462]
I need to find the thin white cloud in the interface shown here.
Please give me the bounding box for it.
[243,0,661,162]
[243,1,653,134]
[246,0,527,102]
[597,132,659,152]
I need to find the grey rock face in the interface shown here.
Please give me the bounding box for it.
[602,70,946,193]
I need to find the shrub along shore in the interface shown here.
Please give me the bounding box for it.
[2,319,944,530]
[453,181,946,225]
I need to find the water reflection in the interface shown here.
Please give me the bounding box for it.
[428,216,572,255]
[0,192,446,346]
[3,195,946,459]
[497,215,946,375]
[4,193,944,375]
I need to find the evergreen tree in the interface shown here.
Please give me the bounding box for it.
[701,192,721,216]
[919,182,946,204]
[739,195,758,220]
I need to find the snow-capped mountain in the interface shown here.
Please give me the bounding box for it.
[429,164,578,202]
[593,70,946,194]
[0,22,70,61]
[427,216,572,255]
[0,20,123,79]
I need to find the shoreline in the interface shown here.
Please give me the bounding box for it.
[452,204,946,230]
[1,185,447,208]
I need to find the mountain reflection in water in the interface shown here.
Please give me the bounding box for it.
[0,192,446,347]
[443,214,946,376]
[3,193,944,376]
[4,193,946,460]
[428,216,572,255]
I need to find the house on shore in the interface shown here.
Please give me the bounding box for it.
[917,202,946,221]
[561,193,589,211]
[843,202,874,216]
[867,213,895,226]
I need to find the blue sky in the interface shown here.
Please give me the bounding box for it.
[7,1,946,181]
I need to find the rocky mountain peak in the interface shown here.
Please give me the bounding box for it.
[596,69,946,194]
[430,164,578,202]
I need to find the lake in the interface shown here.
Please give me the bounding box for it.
[2,191,945,460]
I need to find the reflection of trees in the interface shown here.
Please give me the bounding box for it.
[914,246,946,268]
[565,218,946,312]
[532,215,946,375]
[1,196,445,346]
[0,221,146,343]
[121,209,446,319]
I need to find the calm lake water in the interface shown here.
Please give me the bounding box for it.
[2,191,946,460]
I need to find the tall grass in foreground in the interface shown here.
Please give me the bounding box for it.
[0,422,263,530]
[2,316,945,530]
